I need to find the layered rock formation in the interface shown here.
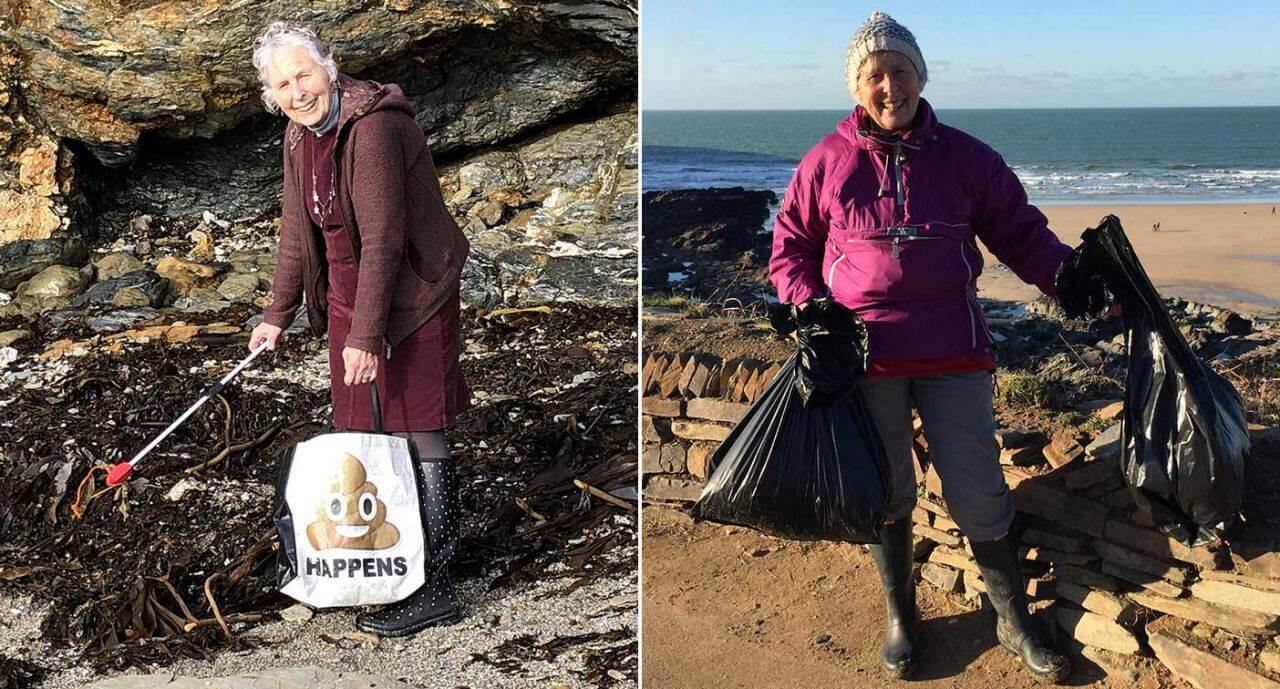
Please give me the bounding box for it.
[0,0,637,301]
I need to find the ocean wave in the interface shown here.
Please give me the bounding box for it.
[645,151,1280,202]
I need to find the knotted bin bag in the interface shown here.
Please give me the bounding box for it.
[691,299,891,543]
[1069,215,1249,546]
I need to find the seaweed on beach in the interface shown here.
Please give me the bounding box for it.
[0,303,637,673]
[466,627,635,683]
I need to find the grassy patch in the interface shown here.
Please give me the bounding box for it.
[644,293,689,309]
[997,371,1050,407]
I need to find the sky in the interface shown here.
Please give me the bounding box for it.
[643,0,1280,109]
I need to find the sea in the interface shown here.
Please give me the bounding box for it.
[643,107,1280,205]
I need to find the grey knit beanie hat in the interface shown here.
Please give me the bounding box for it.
[844,11,927,98]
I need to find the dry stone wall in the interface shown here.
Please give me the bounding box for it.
[640,350,784,502]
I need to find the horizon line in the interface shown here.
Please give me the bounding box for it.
[643,104,1280,112]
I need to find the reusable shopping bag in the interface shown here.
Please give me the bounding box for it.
[274,385,426,607]
[692,300,891,543]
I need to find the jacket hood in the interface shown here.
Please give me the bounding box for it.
[836,97,939,150]
[287,73,414,150]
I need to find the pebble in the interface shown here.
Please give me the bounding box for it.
[280,599,314,622]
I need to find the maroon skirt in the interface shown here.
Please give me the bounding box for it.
[320,223,469,432]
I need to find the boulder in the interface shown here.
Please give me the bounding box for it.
[156,256,218,293]
[93,252,145,281]
[18,264,87,300]
[0,329,31,347]
[217,273,261,303]
[69,269,167,308]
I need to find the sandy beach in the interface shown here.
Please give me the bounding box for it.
[977,203,1280,316]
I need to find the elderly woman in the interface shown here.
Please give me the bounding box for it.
[770,12,1101,684]
[247,22,471,637]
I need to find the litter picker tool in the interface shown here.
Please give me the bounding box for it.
[106,341,269,486]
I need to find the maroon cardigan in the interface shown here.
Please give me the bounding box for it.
[264,74,470,353]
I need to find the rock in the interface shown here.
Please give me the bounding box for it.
[1148,630,1280,689]
[458,250,503,310]
[217,273,260,303]
[3,1,634,234]
[93,251,145,280]
[0,329,31,347]
[173,287,232,313]
[111,286,154,307]
[642,397,683,417]
[458,152,526,195]
[86,309,162,333]
[669,420,731,442]
[1054,605,1141,655]
[641,187,777,300]
[0,347,17,368]
[18,264,87,300]
[279,604,314,623]
[0,237,90,291]
[449,185,477,205]
[156,255,218,293]
[1212,309,1253,336]
[1086,423,1122,462]
[188,228,215,258]
[1261,648,1280,675]
[470,199,505,227]
[641,444,686,474]
[644,475,703,502]
[69,269,167,308]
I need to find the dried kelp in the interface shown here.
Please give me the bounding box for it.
[0,303,636,673]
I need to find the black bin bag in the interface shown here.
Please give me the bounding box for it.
[691,299,891,543]
[1080,215,1250,546]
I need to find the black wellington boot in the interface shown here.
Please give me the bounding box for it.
[867,518,920,678]
[970,533,1070,684]
[356,458,462,636]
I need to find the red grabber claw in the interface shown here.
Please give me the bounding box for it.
[106,462,133,487]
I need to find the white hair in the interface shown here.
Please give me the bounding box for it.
[251,22,339,115]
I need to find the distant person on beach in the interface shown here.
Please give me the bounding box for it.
[246,22,471,637]
[1153,222,1160,232]
[770,11,1107,684]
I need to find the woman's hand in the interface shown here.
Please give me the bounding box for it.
[342,346,378,386]
[790,301,811,341]
[250,322,283,351]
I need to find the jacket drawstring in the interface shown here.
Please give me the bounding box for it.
[876,151,890,197]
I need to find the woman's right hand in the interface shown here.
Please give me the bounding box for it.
[791,301,811,341]
[250,322,284,351]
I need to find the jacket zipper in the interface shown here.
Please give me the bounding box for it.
[958,242,977,348]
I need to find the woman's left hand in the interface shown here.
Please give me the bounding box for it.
[342,346,378,386]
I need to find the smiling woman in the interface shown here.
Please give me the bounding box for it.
[246,21,472,638]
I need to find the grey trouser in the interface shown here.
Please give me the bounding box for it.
[857,371,1014,542]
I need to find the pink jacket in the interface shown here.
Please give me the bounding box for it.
[769,99,1071,366]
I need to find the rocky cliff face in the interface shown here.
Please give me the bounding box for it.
[0,0,636,302]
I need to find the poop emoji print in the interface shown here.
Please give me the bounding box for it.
[278,433,426,607]
[307,453,401,551]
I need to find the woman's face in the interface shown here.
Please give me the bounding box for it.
[855,51,922,132]
[263,44,333,127]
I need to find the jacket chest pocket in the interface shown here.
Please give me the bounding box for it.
[825,236,974,303]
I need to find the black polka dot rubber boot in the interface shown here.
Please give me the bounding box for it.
[356,458,461,637]
[867,518,920,679]
[969,533,1070,684]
